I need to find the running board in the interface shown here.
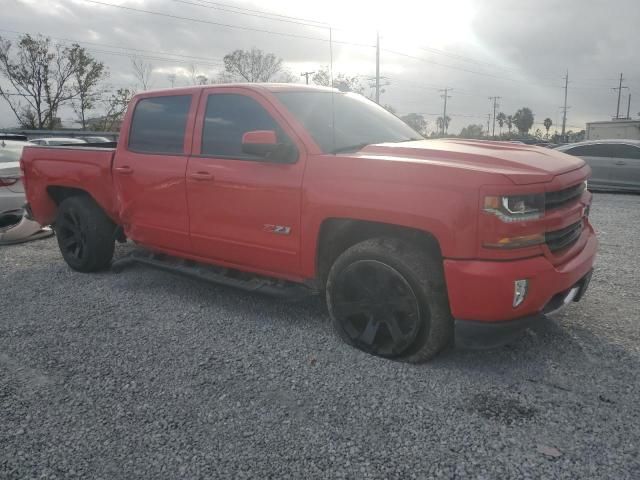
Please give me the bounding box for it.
[111,249,317,300]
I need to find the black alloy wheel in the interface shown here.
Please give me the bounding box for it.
[331,259,423,357]
[57,209,87,263]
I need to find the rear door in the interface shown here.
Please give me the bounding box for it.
[186,88,306,277]
[113,93,198,253]
[607,144,640,191]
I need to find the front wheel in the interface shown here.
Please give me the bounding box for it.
[54,196,116,272]
[326,237,453,362]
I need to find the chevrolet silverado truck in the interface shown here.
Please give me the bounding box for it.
[21,84,597,362]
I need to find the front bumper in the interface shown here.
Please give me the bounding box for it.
[444,223,597,322]
[454,270,592,348]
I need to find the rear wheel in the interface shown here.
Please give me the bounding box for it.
[54,196,116,272]
[326,237,453,362]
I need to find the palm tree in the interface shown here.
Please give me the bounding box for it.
[506,115,514,136]
[496,112,506,137]
[543,118,553,139]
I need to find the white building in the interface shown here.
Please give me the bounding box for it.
[586,119,640,140]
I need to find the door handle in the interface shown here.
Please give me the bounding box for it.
[189,172,214,181]
[615,160,626,165]
[115,165,134,175]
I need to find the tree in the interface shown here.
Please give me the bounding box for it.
[312,66,364,94]
[496,112,506,136]
[70,46,107,129]
[534,128,543,140]
[543,117,553,138]
[506,115,514,135]
[91,87,134,131]
[382,104,396,115]
[0,34,90,129]
[436,115,451,135]
[459,124,484,138]
[513,107,534,135]
[222,48,283,82]
[131,58,153,90]
[400,113,427,136]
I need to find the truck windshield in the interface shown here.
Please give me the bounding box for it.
[274,91,422,154]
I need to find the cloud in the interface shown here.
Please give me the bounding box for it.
[1,0,638,133]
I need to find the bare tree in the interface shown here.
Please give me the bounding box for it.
[222,48,283,82]
[131,58,153,90]
[70,46,107,129]
[0,34,86,128]
[93,87,134,131]
[312,66,363,93]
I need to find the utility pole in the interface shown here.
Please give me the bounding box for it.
[561,70,569,140]
[627,93,632,119]
[375,31,380,104]
[439,88,452,135]
[300,71,315,85]
[488,96,501,139]
[613,73,628,119]
[486,114,491,137]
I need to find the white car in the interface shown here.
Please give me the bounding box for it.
[29,137,87,146]
[0,140,53,244]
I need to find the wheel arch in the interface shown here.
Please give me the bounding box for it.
[315,218,443,288]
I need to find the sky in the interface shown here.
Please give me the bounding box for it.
[1,0,639,134]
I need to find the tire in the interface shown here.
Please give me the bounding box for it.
[326,237,453,363]
[54,196,116,272]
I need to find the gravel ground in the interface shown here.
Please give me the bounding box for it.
[1,193,639,479]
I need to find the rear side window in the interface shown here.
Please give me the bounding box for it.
[201,94,282,157]
[128,95,191,154]
[607,144,640,159]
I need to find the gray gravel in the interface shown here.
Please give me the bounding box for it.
[1,193,639,479]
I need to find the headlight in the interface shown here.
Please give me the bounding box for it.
[483,193,545,222]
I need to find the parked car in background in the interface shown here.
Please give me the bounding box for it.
[30,137,86,146]
[83,136,113,143]
[556,139,640,192]
[0,139,53,245]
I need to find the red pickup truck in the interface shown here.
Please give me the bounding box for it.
[21,84,597,362]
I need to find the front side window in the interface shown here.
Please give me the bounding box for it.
[607,144,640,160]
[128,95,191,154]
[201,94,284,157]
[565,144,612,157]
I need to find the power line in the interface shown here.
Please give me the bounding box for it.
[168,0,328,28]
[0,28,225,66]
[79,0,374,48]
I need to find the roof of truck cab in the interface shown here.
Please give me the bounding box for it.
[137,83,340,97]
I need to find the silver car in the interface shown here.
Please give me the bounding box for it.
[0,140,53,244]
[0,139,28,212]
[29,137,86,146]
[556,139,640,192]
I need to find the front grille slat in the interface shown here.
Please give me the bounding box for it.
[545,221,583,252]
[545,182,585,210]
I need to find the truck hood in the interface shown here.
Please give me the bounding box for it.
[357,139,585,185]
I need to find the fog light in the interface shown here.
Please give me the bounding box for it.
[513,279,528,307]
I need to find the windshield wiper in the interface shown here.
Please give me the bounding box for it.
[331,142,371,154]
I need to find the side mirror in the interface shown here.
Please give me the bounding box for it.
[242,130,278,157]
[241,130,296,163]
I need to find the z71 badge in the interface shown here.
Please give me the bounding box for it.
[263,224,292,235]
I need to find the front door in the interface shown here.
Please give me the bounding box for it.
[186,88,306,277]
[113,93,197,253]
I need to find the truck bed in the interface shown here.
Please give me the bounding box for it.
[21,145,119,226]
